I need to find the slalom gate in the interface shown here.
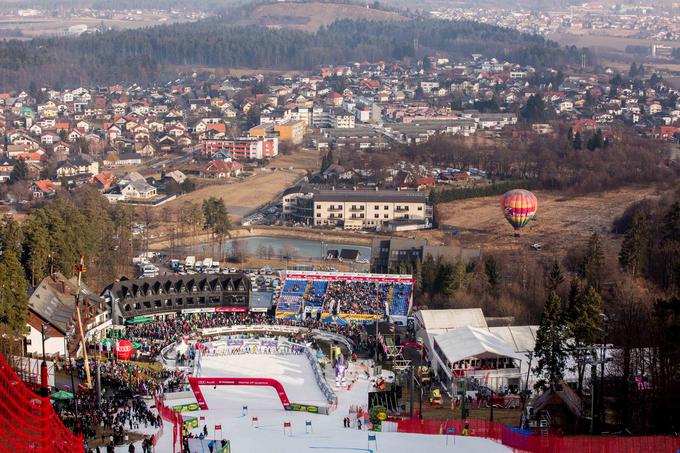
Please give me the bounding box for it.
[0,352,83,452]
[395,418,680,453]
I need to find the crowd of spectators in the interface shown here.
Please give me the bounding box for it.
[52,311,370,452]
[54,358,170,452]
[119,312,364,360]
[278,279,413,316]
[325,280,391,315]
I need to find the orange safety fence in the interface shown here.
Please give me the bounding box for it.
[395,418,680,453]
[0,353,83,452]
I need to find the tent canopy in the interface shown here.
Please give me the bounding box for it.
[433,325,525,365]
[50,390,74,401]
[416,308,488,334]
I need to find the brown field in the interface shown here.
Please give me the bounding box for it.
[0,13,193,39]
[166,168,304,220]
[240,2,407,31]
[548,31,680,53]
[425,186,665,259]
[266,148,320,171]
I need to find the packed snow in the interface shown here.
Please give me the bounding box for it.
[118,342,511,452]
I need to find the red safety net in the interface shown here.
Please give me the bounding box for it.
[395,418,680,453]
[155,396,184,453]
[0,353,82,452]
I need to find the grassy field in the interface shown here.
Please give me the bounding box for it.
[166,168,304,221]
[240,2,407,31]
[420,186,664,259]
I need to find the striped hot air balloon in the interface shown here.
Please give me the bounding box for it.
[501,189,538,235]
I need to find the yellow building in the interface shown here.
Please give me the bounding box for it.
[249,120,305,145]
[274,120,305,145]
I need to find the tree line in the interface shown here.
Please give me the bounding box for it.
[338,126,675,198]
[0,17,585,88]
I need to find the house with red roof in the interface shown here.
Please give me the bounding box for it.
[31,179,56,198]
[201,160,243,179]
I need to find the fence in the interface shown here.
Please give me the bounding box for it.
[0,352,82,452]
[395,418,680,453]
[155,396,184,453]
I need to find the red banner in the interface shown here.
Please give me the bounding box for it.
[115,340,134,360]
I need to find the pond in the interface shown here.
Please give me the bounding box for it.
[176,236,372,260]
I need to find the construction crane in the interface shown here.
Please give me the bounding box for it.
[74,255,92,389]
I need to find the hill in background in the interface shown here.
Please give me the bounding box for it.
[238,2,407,31]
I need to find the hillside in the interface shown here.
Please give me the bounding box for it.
[240,2,407,31]
[0,17,576,88]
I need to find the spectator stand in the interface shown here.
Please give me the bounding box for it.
[279,271,414,323]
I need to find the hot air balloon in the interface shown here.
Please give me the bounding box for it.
[501,189,537,235]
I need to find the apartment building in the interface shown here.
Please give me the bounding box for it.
[200,136,278,160]
[283,186,432,230]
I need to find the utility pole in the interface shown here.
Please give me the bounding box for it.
[40,323,49,397]
[74,255,92,389]
[409,365,415,419]
[518,352,533,427]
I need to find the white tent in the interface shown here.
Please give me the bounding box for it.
[433,325,526,365]
[415,308,488,335]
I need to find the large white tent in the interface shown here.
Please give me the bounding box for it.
[433,325,526,366]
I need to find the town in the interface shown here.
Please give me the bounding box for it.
[0,2,679,453]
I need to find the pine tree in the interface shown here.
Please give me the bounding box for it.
[0,250,29,334]
[579,233,605,290]
[0,215,24,256]
[545,259,564,294]
[573,132,582,150]
[420,254,436,295]
[662,202,680,242]
[533,290,569,391]
[484,255,501,290]
[22,218,50,286]
[619,210,649,276]
[569,285,603,391]
[9,158,29,184]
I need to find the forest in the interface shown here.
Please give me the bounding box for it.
[0,17,585,88]
[336,125,674,199]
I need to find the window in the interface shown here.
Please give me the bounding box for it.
[375,205,379,210]
[316,213,321,217]
[418,206,423,211]
[360,213,364,218]
[330,214,335,219]
[338,213,342,218]
[316,204,321,209]
[384,205,388,210]
[384,214,388,219]
[374,214,379,218]
[351,213,356,219]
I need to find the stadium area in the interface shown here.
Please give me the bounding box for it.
[276,271,414,322]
